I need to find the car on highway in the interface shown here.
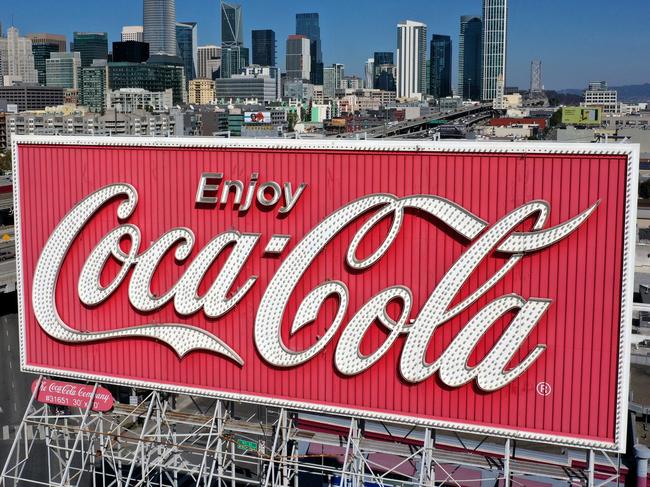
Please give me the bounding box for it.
[0,248,14,261]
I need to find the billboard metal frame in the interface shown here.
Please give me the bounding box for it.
[0,375,627,487]
[11,136,640,453]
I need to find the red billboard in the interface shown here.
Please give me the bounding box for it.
[13,137,637,451]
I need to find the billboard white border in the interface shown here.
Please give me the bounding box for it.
[11,135,639,453]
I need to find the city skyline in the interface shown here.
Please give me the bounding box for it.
[1,0,649,90]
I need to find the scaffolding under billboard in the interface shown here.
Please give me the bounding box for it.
[0,376,626,487]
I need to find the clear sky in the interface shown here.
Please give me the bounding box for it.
[2,0,649,90]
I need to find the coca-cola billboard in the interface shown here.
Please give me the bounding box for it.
[13,137,637,451]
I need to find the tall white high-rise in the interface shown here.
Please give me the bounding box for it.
[481,0,508,101]
[285,35,311,81]
[0,27,38,86]
[530,59,542,93]
[122,26,144,42]
[396,20,427,100]
[364,58,374,89]
[143,0,176,55]
[0,32,11,82]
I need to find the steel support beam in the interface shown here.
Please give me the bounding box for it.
[0,384,625,487]
[504,438,511,487]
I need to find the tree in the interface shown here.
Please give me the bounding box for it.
[639,179,650,200]
[0,150,11,173]
[287,111,298,132]
[549,109,562,128]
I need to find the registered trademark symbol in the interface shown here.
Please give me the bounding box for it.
[536,382,552,396]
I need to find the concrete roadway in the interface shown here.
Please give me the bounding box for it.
[0,226,16,294]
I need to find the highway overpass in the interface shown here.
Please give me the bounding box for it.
[337,104,496,139]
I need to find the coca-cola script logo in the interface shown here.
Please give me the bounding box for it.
[32,178,598,392]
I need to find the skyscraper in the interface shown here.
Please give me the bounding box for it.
[221,47,248,78]
[188,78,215,104]
[373,52,395,91]
[458,15,482,100]
[429,34,452,99]
[72,32,108,68]
[28,34,66,86]
[333,63,344,87]
[80,60,108,113]
[31,44,60,86]
[121,26,144,42]
[375,65,396,92]
[108,62,186,104]
[220,2,247,78]
[364,58,374,89]
[197,45,221,79]
[396,20,427,100]
[46,52,81,89]
[296,13,323,85]
[285,35,311,81]
[481,0,508,101]
[0,27,39,86]
[323,67,335,99]
[176,22,197,81]
[530,59,542,93]
[252,30,275,66]
[27,33,66,52]
[221,2,243,47]
[323,63,344,99]
[143,0,177,56]
[373,52,393,66]
[112,41,150,63]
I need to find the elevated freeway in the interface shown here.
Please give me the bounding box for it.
[0,182,12,211]
[338,103,496,139]
[386,109,496,140]
[0,227,15,293]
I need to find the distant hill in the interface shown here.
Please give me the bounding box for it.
[544,91,582,106]
[556,88,583,96]
[556,83,650,103]
[613,83,650,102]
